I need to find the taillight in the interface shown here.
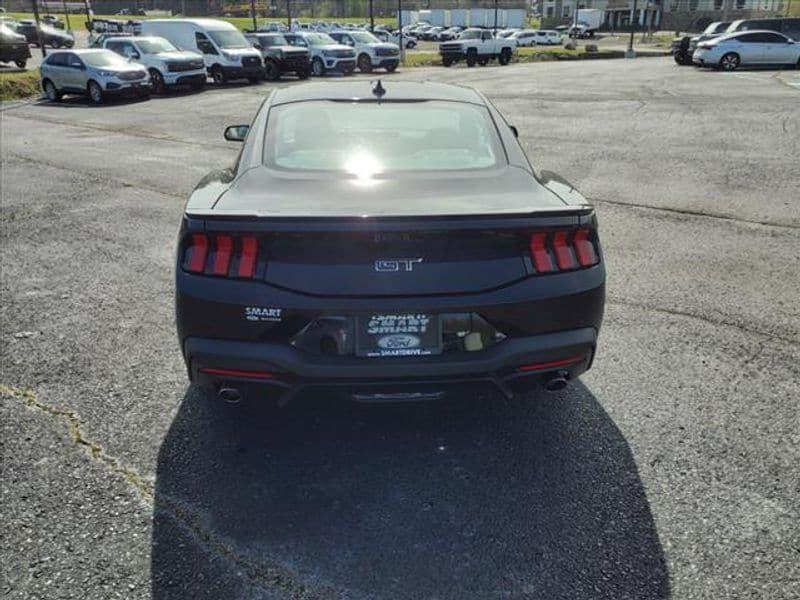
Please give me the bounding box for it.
[186,233,208,273]
[528,229,599,274]
[183,233,260,278]
[212,234,232,276]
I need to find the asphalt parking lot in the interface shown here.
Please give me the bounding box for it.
[2,57,799,599]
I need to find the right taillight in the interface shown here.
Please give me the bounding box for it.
[183,233,261,278]
[528,229,599,274]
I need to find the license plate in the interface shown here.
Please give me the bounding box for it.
[356,313,441,357]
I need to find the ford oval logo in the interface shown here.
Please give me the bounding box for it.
[377,334,420,350]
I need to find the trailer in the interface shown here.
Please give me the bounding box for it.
[400,8,526,29]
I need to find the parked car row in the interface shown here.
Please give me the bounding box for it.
[672,16,800,70]
[0,16,74,50]
[37,18,402,105]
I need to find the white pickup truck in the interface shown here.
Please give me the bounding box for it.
[439,28,517,67]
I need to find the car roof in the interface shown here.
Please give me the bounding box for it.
[725,29,788,37]
[271,81,486,106]
[146,18,236,30]
[103,35,145,42]
[64,48,116,54]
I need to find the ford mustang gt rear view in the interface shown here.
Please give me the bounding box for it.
[175,80,605,404]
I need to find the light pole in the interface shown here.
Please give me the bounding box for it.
[369,0,374,30]
[250,0,257,31]
[61,0,72,33]
[82,0,92,34]
[31,0,47,59]
[626,0,638,58]
[398,0,404,64]
[286,0,292,30]
[494,0,499,34]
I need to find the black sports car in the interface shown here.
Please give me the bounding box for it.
[176,81,605,405]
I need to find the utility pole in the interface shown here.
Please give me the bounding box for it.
[286,0,291,30]
[61,0,72,32]
[31,0,47,59]
[398,0,404,64]
[250,0,257,31]
[369,0,374,30]
[82,0,92,33]
[494,0,499,33]
[626,0,637,58]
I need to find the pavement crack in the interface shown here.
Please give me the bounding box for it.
[4,111,229,150]
[0,384,154,500]
[591,197,800,231]
[6,152,184,201]
[155,493,340,599]
[606,299,799,347]
[0,384,335,599]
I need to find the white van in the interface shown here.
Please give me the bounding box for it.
[101,36,206,92]
[140,19,263,84]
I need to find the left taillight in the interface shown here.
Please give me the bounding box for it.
[182,233,260,279]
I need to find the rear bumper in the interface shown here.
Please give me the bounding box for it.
[186,327,598,401]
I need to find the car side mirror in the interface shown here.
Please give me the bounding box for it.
[509,125,519,138]
[253,42,262,49]
[224,125,249,142]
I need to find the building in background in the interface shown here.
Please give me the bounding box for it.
[540,0,790,31]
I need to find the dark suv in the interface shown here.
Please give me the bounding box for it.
[16,20,74,48]
[672,21,730,65]
[244,32,311,80]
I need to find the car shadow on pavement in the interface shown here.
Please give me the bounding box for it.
[33,95,152,109]
[151,382,670,599]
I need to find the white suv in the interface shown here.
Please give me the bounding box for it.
[512,30,562,47]
[102,36,206,92]
[329,30,400,73]
[285,32,356,76]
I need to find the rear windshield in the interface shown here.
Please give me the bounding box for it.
[265,100,503,173]
[460,30,482,40]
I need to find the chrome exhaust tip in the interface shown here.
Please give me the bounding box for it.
[543,372,569,392]
[218,387,241,404]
